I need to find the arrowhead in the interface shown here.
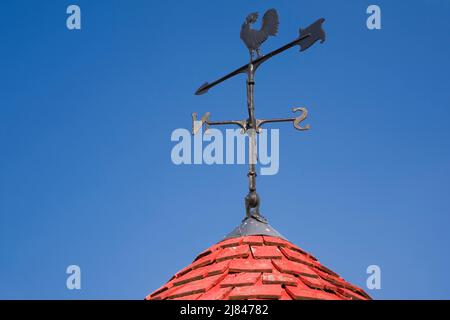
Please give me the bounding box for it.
[195,82,210,95]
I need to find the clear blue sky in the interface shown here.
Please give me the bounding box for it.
[0,0,449,299]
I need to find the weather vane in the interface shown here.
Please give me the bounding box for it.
[192,9,326,223]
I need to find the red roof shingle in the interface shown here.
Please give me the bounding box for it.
[146,235,371,300]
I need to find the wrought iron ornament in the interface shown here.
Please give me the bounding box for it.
[241,9,279,60]
[192,9,326,224]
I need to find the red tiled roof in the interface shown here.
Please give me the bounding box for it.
[146,235,371,300]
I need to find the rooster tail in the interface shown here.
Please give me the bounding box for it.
[262,9,279,36]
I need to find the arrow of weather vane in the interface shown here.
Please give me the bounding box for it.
[191,9,326,222]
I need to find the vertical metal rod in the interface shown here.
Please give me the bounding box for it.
[246,64,257,193]
[244,62,263,221]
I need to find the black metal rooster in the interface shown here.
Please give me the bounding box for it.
[240,9,279,60]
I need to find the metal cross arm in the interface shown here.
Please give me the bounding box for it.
[191,112,247,135]
[256,107,310,132]
[192,107,310,135]
[195,18,325,95]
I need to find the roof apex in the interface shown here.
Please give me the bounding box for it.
[224,216,285,240]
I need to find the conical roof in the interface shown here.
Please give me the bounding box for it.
[146,218,371,300]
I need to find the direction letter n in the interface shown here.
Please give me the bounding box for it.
[192,112,210,135]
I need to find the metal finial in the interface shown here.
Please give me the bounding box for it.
[192,10,326,224]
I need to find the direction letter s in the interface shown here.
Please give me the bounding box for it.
[293,107,310,131]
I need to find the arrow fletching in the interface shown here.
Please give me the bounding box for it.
[298,18,326,52]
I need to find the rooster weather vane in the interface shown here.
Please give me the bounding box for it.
[192,9,326,224]
[241,9,279,60]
